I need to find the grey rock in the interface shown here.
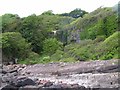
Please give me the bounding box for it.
[1,84,19,90]
[48,84,62,88]
[1,69,7,74]
[43,82,53,87]
[11,72,18,76]
[2,75,14,83]
[8,69,18,73]
[19,85,41,90]
[11,77,36,87]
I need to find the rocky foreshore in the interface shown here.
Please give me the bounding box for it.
[0,59,119,90]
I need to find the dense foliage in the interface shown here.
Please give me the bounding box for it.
[61,8,88,18]
[43,38,63,55]
[1,6,119,64]
[65,7,118,41]
[63,31,119,61]
[2,14,21,33]
[1,32,31,62]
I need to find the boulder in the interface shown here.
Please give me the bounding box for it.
[11,77,36,87]
[1,85,18,90]
[43,81,53,87]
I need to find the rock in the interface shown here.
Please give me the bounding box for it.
[11,77,36,87]
[1,84,19,90]
[18,68,23,71]
[1,69,7,74]
[22,64,26,68]
[48,84,62,88]
[71,84,83,88]
[96,65,119,73]
[19,85,41,90]
[43,81,53,87]
[44,83,87,90]
[33,78,39,82]
[32,78,39,85]
[8,69,18,73]
[1,68,17,74]
[51,71,61,76]
[2,74,15,83]
[0,64,2,68]
[92,88,118,90]
[11,72,18,76]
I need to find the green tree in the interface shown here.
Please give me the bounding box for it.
[19,14,74,53]
[41,10,54,15]
[1,32,31,62]
[43,38,63,55]
[19,14,46,53]
[2,14,21,33]
[61,8,88,18]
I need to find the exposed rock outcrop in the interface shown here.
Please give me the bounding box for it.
[0,59,119,89]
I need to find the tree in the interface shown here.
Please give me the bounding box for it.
[69,8,88,18]
[2,14,21,33]
[43,38,63,55]
[1,32,31,62]
[19,14,74,53]
[61,8,88,18]
[19,14,46,53]
[41,10,54,15]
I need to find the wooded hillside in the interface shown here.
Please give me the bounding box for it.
[0,6,119,64]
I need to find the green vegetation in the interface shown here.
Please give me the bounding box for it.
[1,6,119,64]
[1,32,31,62]
[63,32,119,61]
[66,7,118,40]
[43,38,63,55]
[61,8,88,18]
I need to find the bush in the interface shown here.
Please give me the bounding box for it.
[28,52,39,59]
[50,50,64,61]
[1,32,31,62]
[94,35,106,42]
[62,32,119,61]
[43,38,63,55]
[59,57,76,62]
[91,31,119,60]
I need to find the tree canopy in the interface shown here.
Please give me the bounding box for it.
[1,7,119,64]
[61,8,88,18]
[1,32,31,62]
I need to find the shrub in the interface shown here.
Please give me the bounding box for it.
[63,32,119,61]
[43,38,63,55]
[1,32,31,62]
[50,50,64,61]
[92,31,119,60]
[59,57,76,62]
[94,35,106,42]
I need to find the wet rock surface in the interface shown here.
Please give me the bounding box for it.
[0,59,119,90]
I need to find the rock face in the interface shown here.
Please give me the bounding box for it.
[0,59,119,89]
